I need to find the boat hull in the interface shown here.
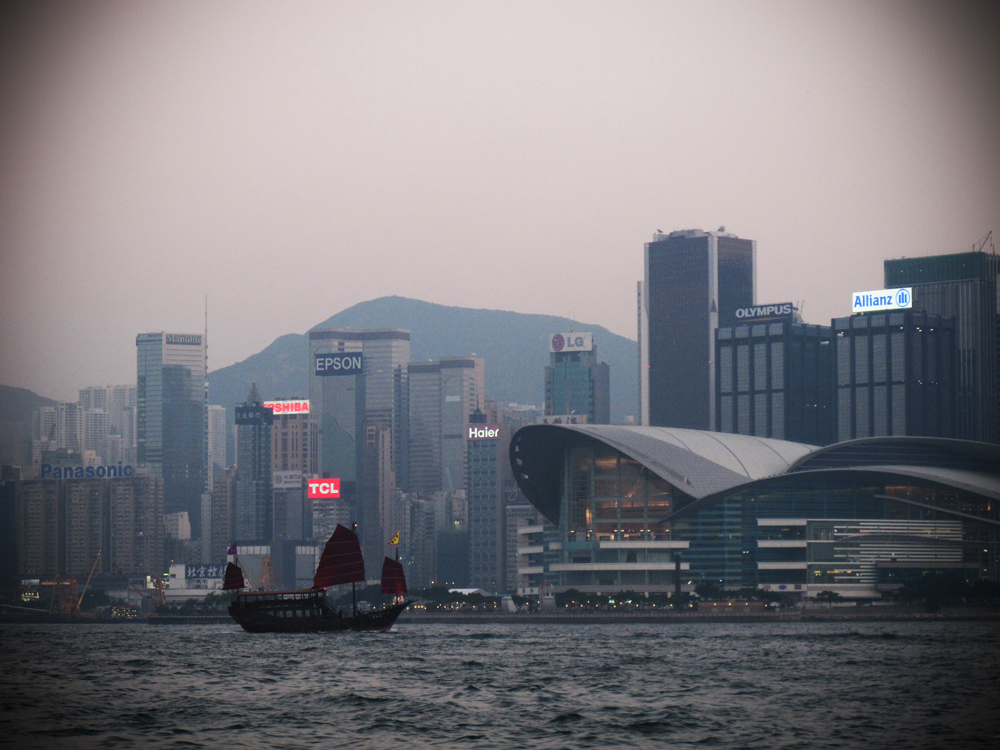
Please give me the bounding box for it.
[227,590,410,634]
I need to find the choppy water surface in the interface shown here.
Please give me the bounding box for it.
[1,621,998,749]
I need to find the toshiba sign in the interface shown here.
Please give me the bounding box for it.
[307,478,340,499]
[263,399,310,414]
[467,424,500,440]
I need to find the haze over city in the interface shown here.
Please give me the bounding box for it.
[1,0,997,401]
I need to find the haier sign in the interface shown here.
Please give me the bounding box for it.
[308,478,340,499]
[314,353,363,376]
[851,288,912,313]
[550,332,593,353]
[467,424,500,440]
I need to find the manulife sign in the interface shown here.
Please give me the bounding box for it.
[851,287,912,313]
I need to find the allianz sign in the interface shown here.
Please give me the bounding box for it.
[851,287,912,313]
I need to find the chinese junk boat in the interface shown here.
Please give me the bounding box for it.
[225,524,410,633]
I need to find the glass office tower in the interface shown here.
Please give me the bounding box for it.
[639,229,755,428]
[136,332,206,534]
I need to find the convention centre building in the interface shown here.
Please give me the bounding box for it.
[510,425,999,600]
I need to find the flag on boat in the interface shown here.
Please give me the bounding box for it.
[388,530,400,545]
[227,542,237,555]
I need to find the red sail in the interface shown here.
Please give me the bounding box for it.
[222,562,245,590]
[313,524,366,588]
[381,557,407,595]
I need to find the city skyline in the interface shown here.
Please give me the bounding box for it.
[1,2,997,401]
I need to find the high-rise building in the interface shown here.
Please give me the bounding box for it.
[884,249,1000,443]
[234,383,273,543]
[206,404,227,491]
[639,229,755,428]
[544,332,610,424]
[361,422,395,566]
[308,329,410,517]
[136,332,206,535]
[408,356,485,493]
[715,309,834,444]
[832,311,956,440]
[467,409,504,590]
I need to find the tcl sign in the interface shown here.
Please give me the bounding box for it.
[308,478,341,499]
[468,424,500,440]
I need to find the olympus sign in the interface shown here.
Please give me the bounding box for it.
[851,287,912,313]
[734,303,795,321]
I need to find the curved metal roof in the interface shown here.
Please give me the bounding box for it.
[510,425,816,525]
[788,436,1000,474]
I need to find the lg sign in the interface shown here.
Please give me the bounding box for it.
[308,478,340,499]
[550,332,594,353]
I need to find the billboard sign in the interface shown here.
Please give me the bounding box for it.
[272,470,303,489]
[314,353,363,376]
[185,564,224,579]
[851,288,912,313]
[467,424,501,440]
[539,414,588,425]
[307,478,341,499]
[550,332,593,353]
[165,333,202,346]
[235,405,274,425]
[734,302,796,322]
[263,399,310,415]
[41,463,135,479]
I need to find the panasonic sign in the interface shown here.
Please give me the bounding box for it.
[851,287,912,313]
[734,303,795,322]
[41,463,135,479]
[314,353,363,376]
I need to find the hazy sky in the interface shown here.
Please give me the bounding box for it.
[1,1,997,401]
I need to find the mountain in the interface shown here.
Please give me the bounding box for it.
[207,296,638,422]
[0,384,58,467]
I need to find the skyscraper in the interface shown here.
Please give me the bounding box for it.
[136,332,206,534]
[408,356,485,494]
[639,229,755,428]
[544,332,610,424]
[832,310,956,440]
[308,328,410,534]
[467,409,504,590]
[884,248,1000,443]
[234,383,273,543]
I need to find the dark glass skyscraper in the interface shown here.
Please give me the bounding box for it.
[544,332,610,424]
[639,229,755,428]
[716,321,834,444]
[885,250,999,443]
[234,383,273,543]
[832,311,956,440]
[136,332,206,535]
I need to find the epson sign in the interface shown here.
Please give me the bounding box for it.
[467,424,500,440]
[734,303,795,322]
[852,288,912,313]
[314,353,363,376]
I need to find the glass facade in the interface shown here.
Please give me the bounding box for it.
[644,231,754,429]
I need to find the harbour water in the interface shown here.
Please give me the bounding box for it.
[1,621,998,749]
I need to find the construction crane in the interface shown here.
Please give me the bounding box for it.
[76,550,102,614]
[113,561,156,616]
